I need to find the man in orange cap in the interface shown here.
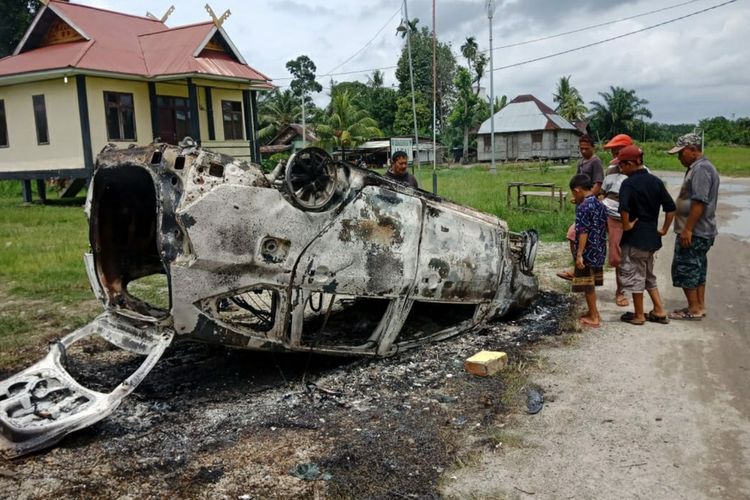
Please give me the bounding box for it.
[601,134,634,307]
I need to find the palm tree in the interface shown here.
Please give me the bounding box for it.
[553,75,587,122]
[460,37,478,70]
[367,70,384,88]
[588,86,652,138]
[316,90,383,158]
[258,89,302,143]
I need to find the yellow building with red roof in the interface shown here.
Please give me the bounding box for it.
[0,0,271,200]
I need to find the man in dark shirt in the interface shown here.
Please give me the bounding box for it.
[617,145,676,325]
[577,134,604,195]
[385,150,418,189]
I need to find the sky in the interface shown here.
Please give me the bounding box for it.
[75,0,750,124]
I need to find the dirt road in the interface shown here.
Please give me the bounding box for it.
[444,174,750,499]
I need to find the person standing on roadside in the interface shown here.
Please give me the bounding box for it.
[601,134,635,307]
[569,173,608,328]
[386,150,419,189]
[616,145,675,325]
[558,135,605,281]
[667,133,720,321]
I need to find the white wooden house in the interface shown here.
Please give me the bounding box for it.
[477,95,580,162]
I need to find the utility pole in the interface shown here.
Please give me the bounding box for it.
[399,0,420,175]
[301,92,306,148]
[431,0,437,194]
[486,0,497,174]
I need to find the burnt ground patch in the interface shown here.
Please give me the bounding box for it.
[1,291,574,499]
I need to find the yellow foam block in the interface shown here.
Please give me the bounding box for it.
[464,351,508,377]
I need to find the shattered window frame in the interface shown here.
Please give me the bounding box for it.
[104,91,137,142]
[221,100,243,140]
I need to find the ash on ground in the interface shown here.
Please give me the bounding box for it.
[0,291,574,499]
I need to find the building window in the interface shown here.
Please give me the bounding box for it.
[32,95,49,145]
[222,100,243,140]
[531,131,543,145]
[0,100,8,147]
[104,92,136,141]
[484,136,491,152]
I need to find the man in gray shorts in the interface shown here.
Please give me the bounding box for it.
[616,145,676,325]
[667,133,720,321]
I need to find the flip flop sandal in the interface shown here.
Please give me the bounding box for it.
[668,310,703,321]
[620,312,645,325]
[673,307,706,318]
[646,312,670,324]
[556,271,574,281]
[615,294,629,307]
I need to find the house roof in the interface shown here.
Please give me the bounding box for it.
[0,0,271,86]
[267,124,319,146]
[477,94,578,135]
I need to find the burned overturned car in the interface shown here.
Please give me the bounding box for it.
[0,142,538,457]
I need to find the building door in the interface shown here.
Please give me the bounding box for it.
[156,96,190,145]
[507,135,519,160]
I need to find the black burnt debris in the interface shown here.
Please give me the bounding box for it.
[0,291,574,498]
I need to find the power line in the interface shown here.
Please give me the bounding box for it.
[486,0,704,52]
[272,4,402,81]
[268,0,736,85]
[324,4,402,76]
[491,0,738,72]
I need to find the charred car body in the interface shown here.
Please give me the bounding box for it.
[0,142,538,457]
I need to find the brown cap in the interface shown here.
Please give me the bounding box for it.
[616,145,643,163]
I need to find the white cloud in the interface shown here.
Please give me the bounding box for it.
[76,0,749,123]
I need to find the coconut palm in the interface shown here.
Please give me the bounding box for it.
[316,90,383,157]
[460,37,478,69]
[588,86,652,138]
[553,75,587,122]
[367,70,384,88]
[258,89,302,143]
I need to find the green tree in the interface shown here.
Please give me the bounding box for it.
[286,55,323,97]
[257,89,303,143]
[1,0,41,58]
[448,67,481,163]
[588,86,652,140]
[553,75,587,122]
[460,37,477,69]
[316,90,382,157]
[395,26,457,134]
[367,70,384,88]
[394,91,431,137]
[330,80,398,137]
[460,36,487,95]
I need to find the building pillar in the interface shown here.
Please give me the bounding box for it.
[205,87,215,141]
[186,78,201,144]
[36,179,46,203]
[21,180,32,203]
[76,75,93,171]
[243,89,259,163]
[148,81,160,142]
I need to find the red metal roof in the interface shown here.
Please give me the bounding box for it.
[0,0,271,85]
